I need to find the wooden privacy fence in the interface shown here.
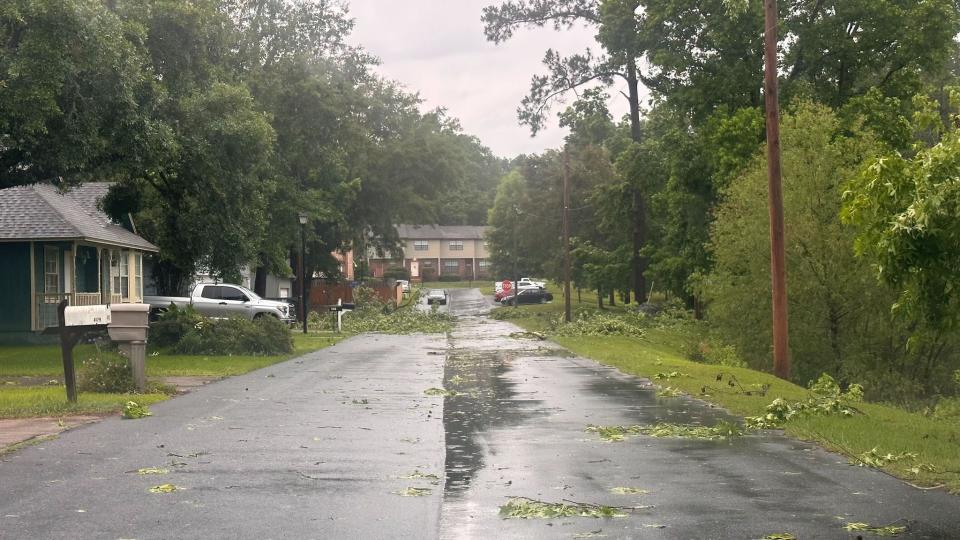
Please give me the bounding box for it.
[308,281,401,311]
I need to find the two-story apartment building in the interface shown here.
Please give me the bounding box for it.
[368,224,491,281]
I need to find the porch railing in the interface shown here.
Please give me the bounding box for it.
[34,292,127,330]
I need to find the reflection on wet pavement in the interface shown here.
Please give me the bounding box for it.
[437,289,960,540]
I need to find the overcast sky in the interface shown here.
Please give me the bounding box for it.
[345,0,631,159]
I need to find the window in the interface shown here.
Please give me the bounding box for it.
[414,240,429,251]
[444,260,459,270]
[200,286,221,300]
[135,253,143,301]
[220,286,248,302]
[449,241,463,251]
[111,250,129,300]
[44,246,60,294]
[478,259,490,268]
[279,288,290,299]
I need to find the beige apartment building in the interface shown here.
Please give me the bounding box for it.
[368,224,491,281]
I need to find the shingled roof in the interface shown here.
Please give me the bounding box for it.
[0,183,158,251]
[396,224,489,240]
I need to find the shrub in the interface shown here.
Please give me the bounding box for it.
[551,311,646,337]
[174,316,293,356]
[78,350,135,393]
[150,304,203,348]
[682,339,747,368]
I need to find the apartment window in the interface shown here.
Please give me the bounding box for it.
[44,246,60,294]
[414,240,429,251]
[478,259,490,268]
[449,241,463,251]
[444,260,459,270]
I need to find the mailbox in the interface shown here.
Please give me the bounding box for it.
[108,303,151,392]
[108,303,150,342]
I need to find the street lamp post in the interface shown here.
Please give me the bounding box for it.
[298,213,308,335]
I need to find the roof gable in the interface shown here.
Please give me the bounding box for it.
[0,183,158,251]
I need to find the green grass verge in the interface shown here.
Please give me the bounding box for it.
[0,387,168,418]
[0,332,345,378]
[503,302,960,493]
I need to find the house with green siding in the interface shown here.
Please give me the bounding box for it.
[0,183,158,343]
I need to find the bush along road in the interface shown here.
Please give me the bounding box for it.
[0,288,957,539]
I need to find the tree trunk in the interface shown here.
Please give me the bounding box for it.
[627,57,648,304]
[609,289,615,306]
[597,288,604,309]
[253,265,268,297]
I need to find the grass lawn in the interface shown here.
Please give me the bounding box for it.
[0,331,345,419]
[0,387,168,418]
[419,280,497,296]
[0,332,344,379]
[499,301,960,493]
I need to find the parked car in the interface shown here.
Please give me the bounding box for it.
[426,289,448,305]
[397,279,411,293]
[500,287,553,305]
[495,283,539,302]
[145,283,295,322]
[518,277,546,288]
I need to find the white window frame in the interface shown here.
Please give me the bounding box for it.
[449,240,464,251]
[414,240,429,251]
[111,250,129,301]
[444,260,459,270]
[44,246,60,294]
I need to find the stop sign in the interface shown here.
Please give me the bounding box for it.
[502,280,512,292]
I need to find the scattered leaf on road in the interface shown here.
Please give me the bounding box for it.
[148,484,179,493]
[122,401,151,419]
[395,487,432,497]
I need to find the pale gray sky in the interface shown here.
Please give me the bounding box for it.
[345,0,631,158]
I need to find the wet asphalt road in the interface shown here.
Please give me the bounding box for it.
[1,288,959,539]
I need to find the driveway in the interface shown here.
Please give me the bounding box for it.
[1,287,957,539]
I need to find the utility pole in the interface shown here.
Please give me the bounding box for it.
[298,213,309,335]
[763,0,790,379]
[562,151,572,323]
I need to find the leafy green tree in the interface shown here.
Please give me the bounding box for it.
[843,91,960,328]
[483,0,652,302]
[0,0,156,187]
[708,101,957,395]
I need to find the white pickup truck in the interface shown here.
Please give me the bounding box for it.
[145,283,295,322]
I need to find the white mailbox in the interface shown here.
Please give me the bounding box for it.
[63,305,112,327]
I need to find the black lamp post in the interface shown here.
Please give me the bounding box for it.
[298,213,308,334]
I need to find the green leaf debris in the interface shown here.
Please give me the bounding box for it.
[396,470,441,485]
[853,448,918,468]
[498,497,631,519]
[148,483,179,493]
[395,487,432,497]
[423,387,459,397]
[763,534,797,540]
[656,386,683,397]
[587,421,743,442]
[135,467,169,475]
[122,401,152,419]
[844,521,908,536]
[744,374,863,429]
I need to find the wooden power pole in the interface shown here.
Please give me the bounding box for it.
[562,151,572,323]
[763,0,791,379]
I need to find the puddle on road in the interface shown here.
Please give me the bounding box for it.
[441,348,547,495]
